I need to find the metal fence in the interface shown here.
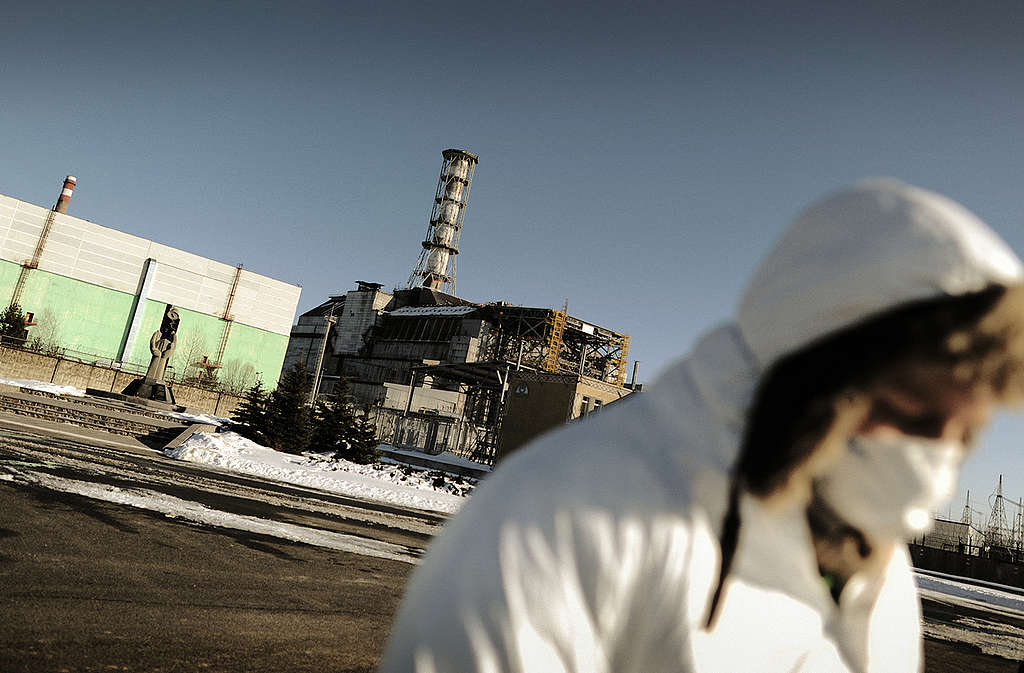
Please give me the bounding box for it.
[371,406,497,467]
[0,337,184,385]
[1,336,261,395]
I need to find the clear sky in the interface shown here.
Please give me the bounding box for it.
[2,0,1022,524]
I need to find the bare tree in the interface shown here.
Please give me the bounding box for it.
[171,327,209,382]
[219,358,257,394]
[28,308,64,354]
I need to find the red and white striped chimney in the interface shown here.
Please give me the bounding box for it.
[54,175,76,214]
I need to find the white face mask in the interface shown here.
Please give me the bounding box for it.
[815,434,964,541]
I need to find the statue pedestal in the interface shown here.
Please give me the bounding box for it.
[122,377,176,405]
[87,386,183,412]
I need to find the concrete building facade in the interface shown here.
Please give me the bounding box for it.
[0,191,301,389]
[496,370,631,460]
[285,281,635,464]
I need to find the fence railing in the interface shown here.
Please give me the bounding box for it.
[370,407,497,467]
[0,338,254,393]
[911,533,1024,563]
[1,336,162,374]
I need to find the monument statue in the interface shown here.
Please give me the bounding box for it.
[122,304,180,405]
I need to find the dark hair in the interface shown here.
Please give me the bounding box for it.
[706,286,1010,628]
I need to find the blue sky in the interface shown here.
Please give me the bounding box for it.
[2,0,1023,523]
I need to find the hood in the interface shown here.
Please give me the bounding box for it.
[738,179,1023,369]
[652,180,1023,525]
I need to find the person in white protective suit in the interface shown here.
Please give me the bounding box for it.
[381,180,1024,673]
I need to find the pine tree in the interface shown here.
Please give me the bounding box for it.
[310,377,357,455]
[231,379,269,444]
[264,363,312,454]
[0,302,28,345]
[346,412,380,465]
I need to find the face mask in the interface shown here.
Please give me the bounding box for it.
[815,434,963,541]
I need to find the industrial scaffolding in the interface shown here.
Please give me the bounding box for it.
[476,304,630,385]
[395,305,631,464]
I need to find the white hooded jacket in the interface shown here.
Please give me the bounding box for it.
[381,181,1023,673]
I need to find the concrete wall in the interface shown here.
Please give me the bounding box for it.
[0,267,289,390]
[124,301,289,387]
[915,519,986,551]
[573,378,631,419]
[447,335,481,363]
[0,344,243,416]
[371,341,451,362]
[0,191,300,387]
[0,193,301,336]
[3,258,137,359]
[342,357,416,387]
[497,371,579,461]
[285,321,329,372]
[496,372,634,461]
[0,346,117,390]
[334,287,391,355]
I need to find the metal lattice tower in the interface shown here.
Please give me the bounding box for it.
[960,490,973,528]
[407,149,479,295]
[985,475,1010,547]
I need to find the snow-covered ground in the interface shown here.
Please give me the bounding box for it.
[917,571,1024,613]
[165,410,234,425]
[380,445,492,474]
[0,375,231,424]
[166,430,474,514]
[0,376,86,397]
[0,374,477,513]
[916,571,1024,660]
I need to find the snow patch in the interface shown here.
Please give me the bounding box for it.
[0,377,85,397]
[165,431,470,514]
[916,573,1024,614]
[381,445,492,473]
[1,468,418,563]
[164,410,232,426]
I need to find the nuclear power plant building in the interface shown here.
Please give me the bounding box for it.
[0,180,301,388]
[285,149,635,465]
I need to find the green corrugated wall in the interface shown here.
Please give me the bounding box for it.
[0,259,21,304]
[1,260,288,387]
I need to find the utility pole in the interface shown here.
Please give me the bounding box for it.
[309,308,337,404]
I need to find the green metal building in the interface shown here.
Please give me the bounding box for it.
[0,189,301,389]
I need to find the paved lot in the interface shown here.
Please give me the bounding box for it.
[0,426,1019,672]
[0,480,413,673]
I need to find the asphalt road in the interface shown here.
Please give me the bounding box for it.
[1,427,1020,672]
[0,427,434,672]
[0,478,413,673]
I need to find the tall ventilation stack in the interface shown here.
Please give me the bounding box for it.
[54,175,77,214]
[406,149,478,295]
